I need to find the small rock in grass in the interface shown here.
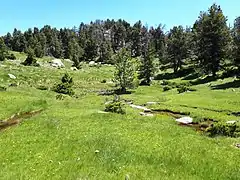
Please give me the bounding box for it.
[140,112,154,117]
[176,116,193,124]
[130,104,151,112]
[106,81,114,84]
[235,143,240,148]
[51,59,65,68]
[104,101,111,105]
[146,102,158,105]
[95,150,100,153]
[144,108,152,113]
[97,110,109,114]
[8,73,16,79]
[89,61,96,67]
[70,67,78,71]
[64,59,72,63]
[226,120,237,124]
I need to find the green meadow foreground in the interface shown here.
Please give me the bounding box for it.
[0,53,240,179]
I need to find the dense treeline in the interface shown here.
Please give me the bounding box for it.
[1,3,240,77]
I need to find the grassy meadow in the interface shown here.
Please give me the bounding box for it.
[0,52,240,179]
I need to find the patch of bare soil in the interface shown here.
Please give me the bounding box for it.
[0,109,43,131]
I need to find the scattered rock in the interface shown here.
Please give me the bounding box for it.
[124,99,133,104]
[226,120,237,124]
[146,102,158,105]
[8,74,16,79]
[89,61,97,67]
[98,89,115,96]
[140,112,154,117]
[70,67,78,71]
[95,150,100,153]
[64,59,72,63]
[104,101,111,105]
[176,116,193,124]
[106,81,114,84]
[51,59,65,68]
[236,144,240,148]
[97,110,109,114]
[129,104,151,112]
[144,108,152,113]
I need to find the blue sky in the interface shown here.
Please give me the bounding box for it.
[0,0,239,35]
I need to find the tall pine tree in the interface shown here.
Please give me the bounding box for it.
[194,4,231,76]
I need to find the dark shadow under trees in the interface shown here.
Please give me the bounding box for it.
[155,67,195,80]
[190,76,218,86]
[211,80,240,90]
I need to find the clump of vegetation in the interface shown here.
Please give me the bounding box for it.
[37,85,48,91]
[177,85,197,93]
[7,53,16,60]
[161,80,195,93]
[54,73,74,96]
[176,82,191,88]
[177,86,189,93]
[22,49,39,66]
[0,86,7,91]
[161,80,177,87]
[206,122,240,137]
[56,94,66,100]
[100,79,107,83]
[105,95,125,114]
[163,86,172,92]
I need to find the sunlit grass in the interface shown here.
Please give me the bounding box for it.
[0,56,240,179]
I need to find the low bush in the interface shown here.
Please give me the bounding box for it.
[7,53,16,60]
[206,122,240,137]
[161,80,176,87]
[177,86,188,93]
[176,82,191,88]
[22,55,39,67]
[0,86,7,91]
[177,85,197,93]
[163,86,172,92]
[105,95,125,114]
[101,79,107,83]
[54,73,75,96]
[56,94,66,100]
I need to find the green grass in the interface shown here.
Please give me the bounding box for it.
[0,55,240,179]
